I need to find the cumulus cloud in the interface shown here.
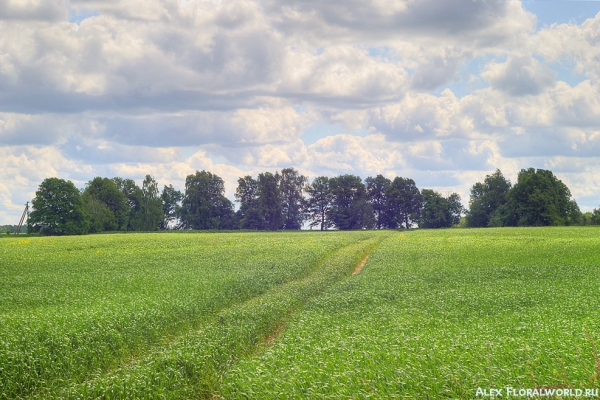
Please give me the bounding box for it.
[4,0,600,223]
[0,0,67,21]
[98,106,310,148]
[410,50,464,91]
[368,89,466,141]
[530,12,600,84]
[262,0,535,47]
[279,45,408,104]
[482,55,556,96]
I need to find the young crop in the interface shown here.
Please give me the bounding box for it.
[3,228,600,399]
[0,231,382,398]
[222,227,600,398]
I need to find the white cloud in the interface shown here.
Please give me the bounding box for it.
[97,106,309,149]
[482,55,556,96]
[262,0,535,48]
[369,89,465,140]
[0,0,67,21]
[3,1,600,223]
[280,45,408,103]
[410,49,465,91]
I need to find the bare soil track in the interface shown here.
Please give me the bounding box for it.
[352,253,370,275]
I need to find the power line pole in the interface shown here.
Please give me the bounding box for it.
[15,202,29,235]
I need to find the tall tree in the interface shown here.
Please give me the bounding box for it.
[590,208,600,225]
[466,169,512,227]
[84,177,129,231]
[365,175,391,229]
[447,193,464,226]
[306,176,332,231]
[278,168,308,230]
[419,189,463,229]
[235,175,262,230]
[129,175,163,231]
[384,177,422,229]
[328,175,374,230]
[83,194,116,233]
[161,184,182,230]
[112,177,142,230]
[258,172,283,231]
[180,170,234,230]
[504,168,581,226]
[28,178,88,235]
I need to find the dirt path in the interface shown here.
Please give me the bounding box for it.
[352,253,370,275]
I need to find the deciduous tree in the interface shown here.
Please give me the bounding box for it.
[365,175,391,229]
[278,168,308,230]
[161,184,182,229]
[83,194,116,233]
[419,189,463,229]
[258,172,283,231]
[84,177,129,231]
[112,177,142,230]
[180,170,234,230]
[28,178,88,235]
[306,176,332,231]
[384,177,422,229]
[235,175,262,230]
[129,175,163,231]
[466,169,511,228]
[504,168,581,226]
[328,175,374,230]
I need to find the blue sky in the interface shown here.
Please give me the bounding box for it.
[524,0,600,27]
[2,0,600,224]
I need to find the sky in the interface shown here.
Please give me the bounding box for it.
[2,0,600,224]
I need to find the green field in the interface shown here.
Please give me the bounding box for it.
[1,228,600,399]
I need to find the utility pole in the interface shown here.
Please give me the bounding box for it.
[15,202,29,235]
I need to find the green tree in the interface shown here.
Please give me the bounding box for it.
[83,194,116,233]
[0,225,21,233]
[592,208,600,225]
[235,175,262,230]
[278,168,308,230]
[466,169,512,227]
[83,177,130,231]
[258,172,283,231]
[112,177,142,231]
[447,193,464,226]
[384,177,422,229]
[180,170,234,230]
[161,184,182,229]
[328,175,374,230]
[505,168,580,226]
[129,175,163,231]
[365,175,391,229]
[419,189,463,229]
[582,211,594,226]
[306,176,332,231]
[28,178,88,235]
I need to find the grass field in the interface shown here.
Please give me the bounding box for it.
[1,228,600,399]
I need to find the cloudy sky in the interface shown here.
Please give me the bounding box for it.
[2,0,600,224]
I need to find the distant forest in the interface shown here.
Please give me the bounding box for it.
[0,225,26,234]
[24,167,600,236]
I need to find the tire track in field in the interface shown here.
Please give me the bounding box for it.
[352,253,371,275]
[58,233,391,400]
[259,242,379,350]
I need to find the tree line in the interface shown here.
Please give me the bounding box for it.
[0,225,24,235]
[26,168,462,235]
[25,166,599,235]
